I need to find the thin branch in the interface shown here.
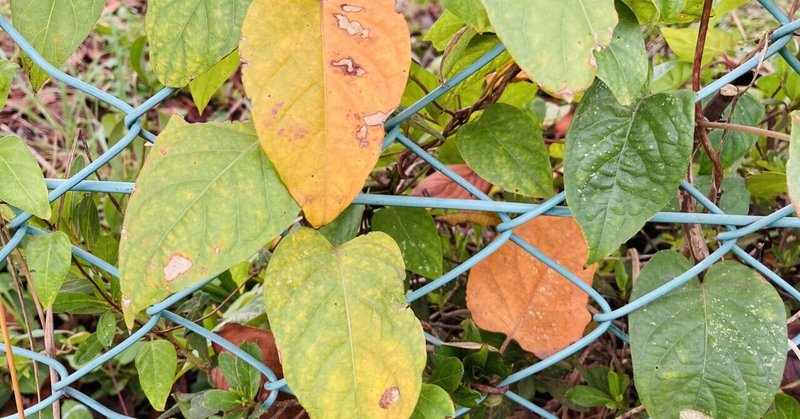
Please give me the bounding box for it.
[699,119,791,142]
[0,297,24,419]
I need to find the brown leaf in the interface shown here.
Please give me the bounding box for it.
[411,164,492,199]
[466,216,596,358]
[436,211,501,226]
[210,324,307,418]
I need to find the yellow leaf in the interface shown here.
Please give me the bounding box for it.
[466,216,596,358]
[240,1,411,227]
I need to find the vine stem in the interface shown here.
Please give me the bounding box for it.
[699,119,791,142]
[0,297,24,419]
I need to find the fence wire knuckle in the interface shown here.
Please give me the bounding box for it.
[0,1,799,418]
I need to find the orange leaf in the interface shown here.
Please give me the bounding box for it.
[466,216,596,358]
[240,1,411,227]
[411,164,492,199]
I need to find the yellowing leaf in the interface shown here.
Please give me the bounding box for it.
[661,27,737,64]
[466,216,596,358]
[264,228,426,418]
[240,1,411,227]
[118,118,298,327]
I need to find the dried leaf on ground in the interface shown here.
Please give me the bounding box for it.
[466,216,596,358]
[411,164,492,199]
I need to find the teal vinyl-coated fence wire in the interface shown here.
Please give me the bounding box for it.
[2,1,800,418]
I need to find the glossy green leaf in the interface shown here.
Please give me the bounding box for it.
[73,333,102,365]
[565,81,694,263]
[189,50,240,114]
[629,251,786,419]
[410,384,455,419]
[26,231,71,309]
[11,0,104,91]
[61,400,93,419]
[202,390,245,412]
[565,385,614,408]
[429,355,464,393]
[443,0,490,32]
[699,93,765,174]
[119,118,299,328]
[789,111,800,215]
[0,60,18,109]
[0,135,51,219]
[595,2,648,106]
[457,103,552,198]
[318,204,365,246]
[264,228,426,418]
[218,342,261,400]
[96,310,116,347]
[372,207,443,279]
[482,0,617,99]
[763,393,800,419]
[146,0,251,87]
[136,340,177,411]
[52,291,109,315]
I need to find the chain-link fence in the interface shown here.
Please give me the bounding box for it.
[2,1,800,418]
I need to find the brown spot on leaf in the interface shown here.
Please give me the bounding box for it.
[378,386,400,409]
[293,126,309,141]
[363,111,389,126]
[213,246,221,255]
[163,254,193,282]
[160,148,168,155]
[356,124,368,148]
[334,13,369,38]
[341,4,363,12]
[271,102,284,118]
[331,57,366,77]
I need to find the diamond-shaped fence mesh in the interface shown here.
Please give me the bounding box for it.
[2,1,800,418]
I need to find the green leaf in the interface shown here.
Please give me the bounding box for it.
[73,333,102,365]
[452,385,482,408]
[565,385,614,408]
[189,50,240,114]
[52,291,109,315]
[629,251,786,418]
[457,103,552,198]
[595,2,648,106]
[61,400,93,419]
[218,342,261,400]
[746,172,787,202]
[136,340,177,411]
[96,310,116,347]
[0,135,51,219]
[11,0,104,91]
[661,27,736,65]
[622,0,686,23]
[443,0,490,32]
[146,0,251,87]
[119,117,298,328]
[763,393,800,419]
[202,390,245,412]
[70,194,99,248]
[26,231,71,309]
[264,228,426,418]
[789,111,800,215]
[565,81,695,263]
[423,10,465,51]
[410,384,456,419]
[429,355,464,393]
[0,60,18,110]
[693,175,750,215]
[372,207,443,278]
[699,93,765,174]
[318,204,365,246]
[482,0,618,99]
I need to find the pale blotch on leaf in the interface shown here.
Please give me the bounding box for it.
[341,4,363,12]
[335,13,369,38]
[379,386,400,409]
[331,57,366,76]
[163,254,193,282]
